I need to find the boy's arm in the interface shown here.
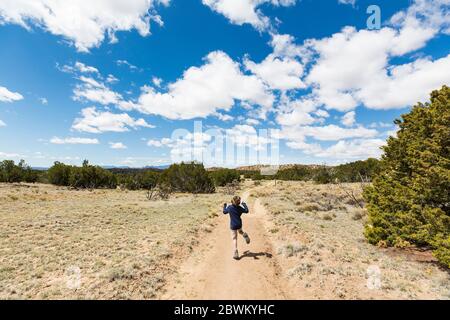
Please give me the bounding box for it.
[241,202,249,213]
[223,203,228,214]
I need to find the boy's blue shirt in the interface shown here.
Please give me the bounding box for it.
[223,203,249,230]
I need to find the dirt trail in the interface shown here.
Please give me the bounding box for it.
[161,189,290,300]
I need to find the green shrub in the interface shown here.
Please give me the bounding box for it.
[334,158,380,182]
[22,167,39,183]
[48,160,117,189]
[209,168,240,186]
[242,170,258,179]
[274,165,311,181]
[47,161,72,186]
[364,85,450,268]
[0,160,22,182]
[140,171,160,190]
[0,159,38,183]
[117,174,140,190]
[313,166,333,184]
[46,160,215,194]
[242,160,381,184]
[159,162,215,193]
[116,171,160,191]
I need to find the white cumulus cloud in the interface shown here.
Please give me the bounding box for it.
[302,0,450,112]
[281,124,378,143]
[147,137,172,147]
[74,62,99,74]
[73,76,123,106]
[0,151,22,158]
[124,51,274,120]
[304,138,385,160]
[50,137,99,144]
[244,54,305,91]
[0,0,170,52]
[72,107,154,133]
[341,111,356,127]
[202,0,297,31]
[0,86,24,102]
[109,142,127,149]
[338,0,356,6]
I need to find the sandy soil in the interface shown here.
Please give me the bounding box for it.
[160,181,450,300]
[0,183,229,299]
[2,181,448,300]
[161,189,289,299]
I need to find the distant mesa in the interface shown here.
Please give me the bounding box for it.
[234,164,325,171]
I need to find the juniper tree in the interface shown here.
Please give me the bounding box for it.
[364,85,450,267]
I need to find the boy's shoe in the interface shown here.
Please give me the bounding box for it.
[233,250,239,260]
[243,233,251,244]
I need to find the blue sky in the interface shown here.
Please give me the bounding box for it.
[0,0,449,167]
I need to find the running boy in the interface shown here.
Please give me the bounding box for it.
[223,195,251,260]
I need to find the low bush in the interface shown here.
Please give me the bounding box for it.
[0,160,38,183]
[47,160,117,189]
[159,162,215,194]
[209,168,240,187]
[239,159,381,184]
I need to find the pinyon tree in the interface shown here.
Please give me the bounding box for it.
[364,85,450,268]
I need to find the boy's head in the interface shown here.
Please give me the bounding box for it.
[232,195,241,206]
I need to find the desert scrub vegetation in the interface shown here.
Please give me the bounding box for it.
[241,158,381,184]
[116,162,217,196]
[44,161,216,196]
[364,86,450,268]
[47,160,117,189]
[0,183,228,299]
[256,181,449,299]
[208,168,241,187]
[0,160,39,183]
[158,162,215,194]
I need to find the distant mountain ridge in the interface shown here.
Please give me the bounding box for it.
[32,164,171,171]
[32,163,334,172]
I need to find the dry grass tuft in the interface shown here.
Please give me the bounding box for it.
[0,183,229,299]
[256,181,450,299]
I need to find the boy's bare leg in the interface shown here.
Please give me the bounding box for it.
[232,230,238,251]
[238,229,251,244]
[232,230,239,259]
